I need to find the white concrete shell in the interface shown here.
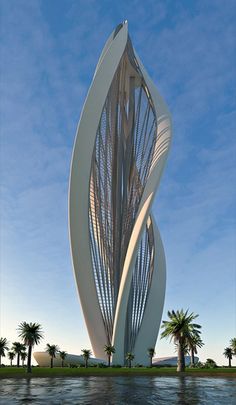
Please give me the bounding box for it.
[131,215,166,365]
[33,352,104,367]
[69,21,172,365]
[153,356,199,367]
[69,23,128,360]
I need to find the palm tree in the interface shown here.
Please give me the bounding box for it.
[81,349,91,368]
[21,351,27,367]
[18,321,43,373]
[187,333,204,365]
[12,342,26,367]
[45,344,59,368]
[230,338,236,355]
[0,337,9,367]
[161,309,201,372]
[147,348,155,367]
[224,347,233,367]
[104,345,115,367]
[8,351,15,366]
[126,352,134,368]
[59,351,67,367]
[174,341,189,356]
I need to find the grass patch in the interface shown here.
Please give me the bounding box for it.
[0,366,236,379]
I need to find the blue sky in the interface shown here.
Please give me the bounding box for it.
[1,0,235,366]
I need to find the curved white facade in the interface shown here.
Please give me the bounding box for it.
[69,21,172,366]
[153,356,199,367]
[33,352,104,367]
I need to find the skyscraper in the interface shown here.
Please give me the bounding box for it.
[69,21,172,365]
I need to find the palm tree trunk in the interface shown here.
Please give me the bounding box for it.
[150,357,152,368]
[229,358,231,368]
[10,360,12,366]
[51,357,53,368]
[17,353,20,367]
[177,341,185,372]
[27,345,32,373]
[191,349,195,365]
[85,359,88,368]
[108,355,110,367]
[129,360,131,368]
[0,355,1,367]
[62,360,64,368]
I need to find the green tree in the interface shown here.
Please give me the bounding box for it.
[161,309,201,372]
[230,338,236,355]
[147,348,155,367]
[174,341,189,356]
[21,351,27,367]
[104,345,115,367]
[18,322,43,373]
[8,351,15,366]
[0,337,9,367]
[81,349,91,368]
[59,351,67,367]
[187,333,204,365]
[126,352,134,368]
[205,358,217,368]
[12,342,26,367]
[45,344,59,368]
[223,347,233,368]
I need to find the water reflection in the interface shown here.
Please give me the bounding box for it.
[0,376,235,404]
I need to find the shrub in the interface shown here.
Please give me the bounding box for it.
[205,359,217,368]
[111,364,122,368]
[69,364,78,368]
[96,363,108,368]
[194,361,204,368]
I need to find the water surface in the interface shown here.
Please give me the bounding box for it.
[0,376,235,404]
